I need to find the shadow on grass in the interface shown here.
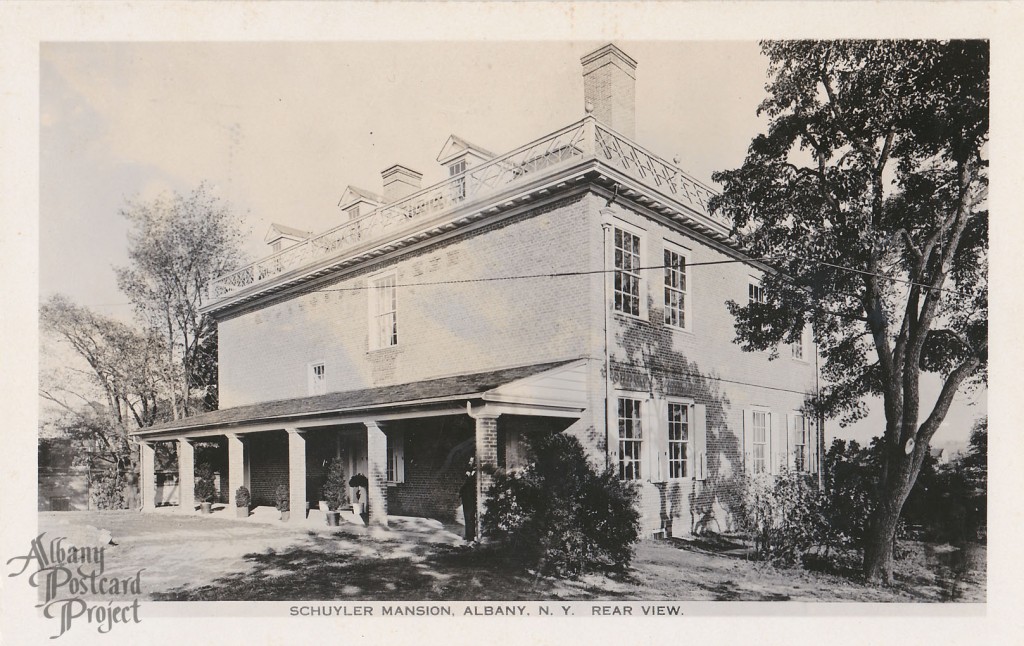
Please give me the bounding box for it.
[151,537,559,601]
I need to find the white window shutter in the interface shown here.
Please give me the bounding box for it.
[742,408,753,475]
[768,412,777,475]
[785,413,795,472]
[810,419,820,474]
[648,400,664,483]
[395,431,405,483]
[693,403,707,481]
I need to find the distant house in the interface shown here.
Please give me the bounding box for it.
[131,44,820,538]
[38,438,90,511]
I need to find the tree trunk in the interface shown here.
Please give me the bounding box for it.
[863,501,901,584]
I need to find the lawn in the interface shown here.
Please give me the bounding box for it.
[36,511,985,603]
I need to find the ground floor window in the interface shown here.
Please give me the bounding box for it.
[792,413,809,472]
[617,397,643,481]
[667,402,689,478]
[752,410,768,474]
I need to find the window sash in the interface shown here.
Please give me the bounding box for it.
[749,283,765,304]
[793,414,808,472]
[372,275,398,348]
[310,363,326,395]
[614,228,641,316]
[752,411,768,474]
[664,249,687,328]
[617,398,643,481]
[667,402,689,479]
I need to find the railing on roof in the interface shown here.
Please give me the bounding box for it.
[209,117,727,301]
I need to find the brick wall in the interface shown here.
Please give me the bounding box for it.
[219,194,594,408]
[599,201,819,536]
[385,417,474,523]
[246,431,289,506]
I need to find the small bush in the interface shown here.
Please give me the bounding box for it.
[194,463,216,503]
[735,471,823,565]
[275,484,289,512]
[90,469,126,510]
[482,433,641,578]
[320,458,348,511]
[235,486,251,508]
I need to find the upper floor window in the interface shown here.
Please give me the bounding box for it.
[617,397,643,481]
[791,337,805,361]
[309,362,326,396]
[271,241,282,253]
[614,228,641,316]
[751,410,769,474]
[664,248,688,329]
[345,204,361,220]
[370,273,398,349]
[749,282,765,305]
[667,402,689,478]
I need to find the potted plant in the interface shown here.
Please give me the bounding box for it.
[194,463,216,514]
[349,473,368,517]
[275,484,291,522]
[235,485,251,518]
[320,458,347,526]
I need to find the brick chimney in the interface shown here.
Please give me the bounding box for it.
[381,164,423,202]
[581,43,638,139]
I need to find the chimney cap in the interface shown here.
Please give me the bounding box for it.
[381,164,423,181]
[580,43,638,76]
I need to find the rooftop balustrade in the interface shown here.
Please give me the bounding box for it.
[208,117,728,303]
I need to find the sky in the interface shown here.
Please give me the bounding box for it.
[38,40,986,448]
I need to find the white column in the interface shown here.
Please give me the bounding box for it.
[226,433,245,508]
[365,422,388,527]
[178,438,195,512]
[139,441,156,511]
[475,414,500,540]
[287,429,307,523]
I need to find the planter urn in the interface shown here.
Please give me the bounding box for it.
[280,510,291,522]
[326,510,341,526]
[236,506,249,518]
[200,502,212,514]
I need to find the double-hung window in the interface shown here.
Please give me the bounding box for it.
[617,397,643,481]
[667,402,689,478]
[664,248,687,329]
[749,282,765,305]
[370,273,398,349]
[752,410,768,474]
[309,362,326,396]
[792,413,809,472]
[614,228,642,316]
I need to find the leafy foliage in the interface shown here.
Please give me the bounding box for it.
[275,484,289,512]
[482,433,641,578]
[321,458,348,511]
[710,40,988,582]
[194,463,217,504]
[735,471,823,565]
[236,486,251,508]
[90,469,128,510]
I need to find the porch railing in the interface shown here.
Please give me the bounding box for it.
[209,117,727,301]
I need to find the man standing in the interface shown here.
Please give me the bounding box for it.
[459,457,477,541]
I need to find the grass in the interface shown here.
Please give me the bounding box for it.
[37,511,985,602]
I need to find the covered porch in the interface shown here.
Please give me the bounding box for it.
[132,360,588,537]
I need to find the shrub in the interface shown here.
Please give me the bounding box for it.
[735,470,823,565]
[482,433,641,578]
[194,463,216,503]
[275,484,289,512]
[348,473,368,501]
[320,458,348,511]
[90,469,126,510]
[235,486,251,508]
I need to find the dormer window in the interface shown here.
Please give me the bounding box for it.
[345,204,361,221]
[271,241,282,253]
[449,160,467,201]
[449,160,467,177]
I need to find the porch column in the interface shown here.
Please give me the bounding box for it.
[365,422,388,527]
[139,441,156,511]
[226,433,245,508]
[475,413,500,540]
[286,429,307,523]
[178,438,195,512]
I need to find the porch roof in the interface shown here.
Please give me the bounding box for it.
[132,359,583,438]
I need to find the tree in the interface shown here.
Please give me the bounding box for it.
[709,41,987,583]
[40,295,173,506]
[115,183,248,418]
